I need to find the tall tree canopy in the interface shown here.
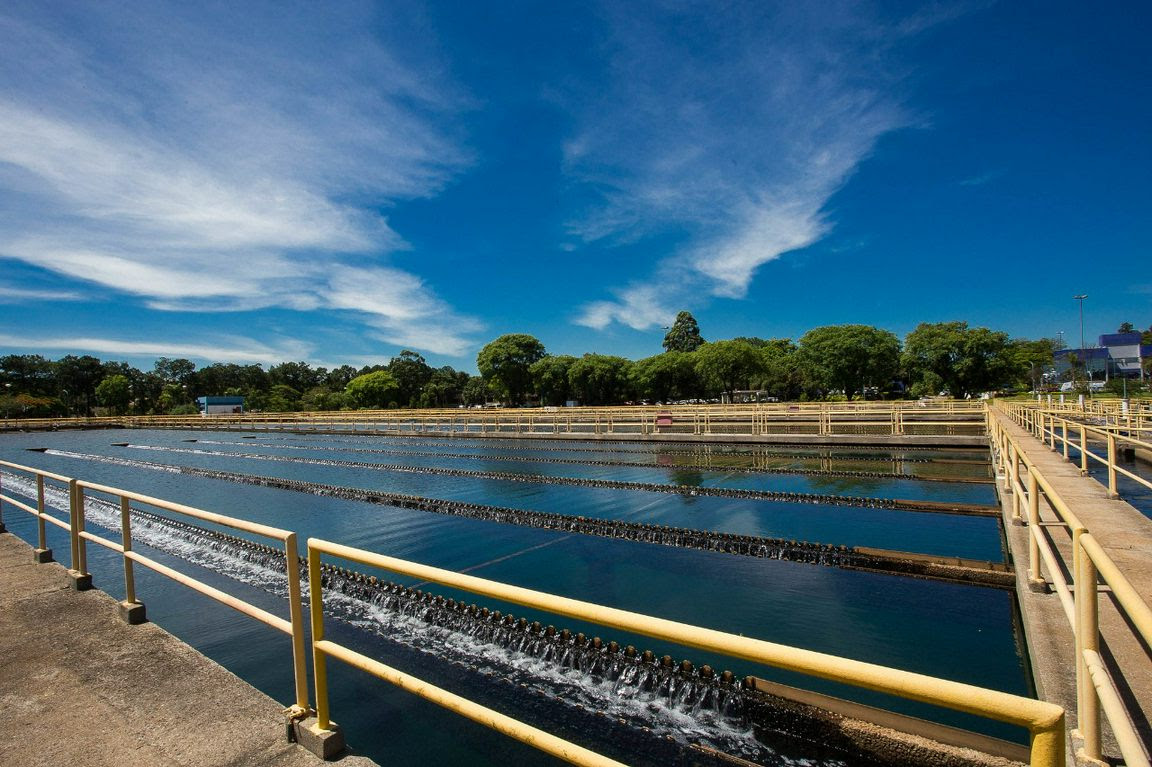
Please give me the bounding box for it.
[662,311,705,353]
[799,325,900,400]
[530,355,577,406]
[476,334,546,404]
[568,354,633,405]
[344,370,400,409]
[902,321,1015,398]
[694,341,762,397]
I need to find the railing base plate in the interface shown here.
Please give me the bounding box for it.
[291,716,346,761]
[118,600,147,625]
[33,548,53,564]
[66,569,92,591]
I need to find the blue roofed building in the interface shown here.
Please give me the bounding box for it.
[1053,333,1149,382]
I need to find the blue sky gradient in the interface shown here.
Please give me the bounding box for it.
[1,1,1148,371]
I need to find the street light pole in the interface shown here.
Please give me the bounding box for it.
[1074,295,1087,386]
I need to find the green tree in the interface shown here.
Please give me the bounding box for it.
[751,340,807,401]
[631,351,699,403]
[300,386,345,411]
[1006,338,1057,392]
[154,357,197,386]
[416,366,468,408]
[476,334,546,405]
[902,322,1014,398]
[1118,322,1135,334]
[56,354,106,415]
[268,361,321,393]
[461,376,493,406]
[388,350,433,407]
[694,341,763,398]
[567,354,633,405]
[344,371,400,409]
[799,325,900,400]
[530,355,578,406]
[0,354,56,396]
[662,311,705,353]
[95,374,132,415]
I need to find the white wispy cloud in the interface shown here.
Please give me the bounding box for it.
[0,2,479,356]
[0,285,84,302]
[569,2,945,330]
[0,333,312,366]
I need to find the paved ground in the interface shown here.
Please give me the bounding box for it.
[0,533,377,767]
[994,412,1152,766]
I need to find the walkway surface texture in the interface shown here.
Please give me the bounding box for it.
[0,533,377,767]
[996,412,1152,765]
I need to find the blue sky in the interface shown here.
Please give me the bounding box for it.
[0,1,1148,372]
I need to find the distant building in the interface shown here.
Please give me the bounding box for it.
[195,396,244,416]
[1053,333,1150,381]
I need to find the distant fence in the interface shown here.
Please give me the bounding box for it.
[1,400,989,439]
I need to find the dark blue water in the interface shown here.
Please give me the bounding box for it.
[0,428,1027,765]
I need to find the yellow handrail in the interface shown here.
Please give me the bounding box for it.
[989,408,1152,766]
[306,537,1065,767]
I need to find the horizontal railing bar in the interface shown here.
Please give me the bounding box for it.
[308,538,1061,733]
[124,549,293,635]
[0,459,73,483]
[315,639,627,767]
[1030,526,1076,627]
[76,480,292,542]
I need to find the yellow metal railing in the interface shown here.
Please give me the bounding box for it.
[989,411,1152,767]
[3,454,1070,766]
[0,459,310,718]
[998,402,1152,500]
[306,537,1065,767]
[0,459,73,562]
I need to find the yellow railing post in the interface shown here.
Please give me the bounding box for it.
[1106,433,1118,499]
[36,474,49,553]
[307,546,332,730]
[67,479,81,572]
[1027,471,1041,582]
[284,533,310,713]
[1079,426,1088,475]
[1061,420,1070,460]
[1075,539,1101,762]
[120,496,136,605]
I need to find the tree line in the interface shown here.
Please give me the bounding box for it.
[1,314,1147,417]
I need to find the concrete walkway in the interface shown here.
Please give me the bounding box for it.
[995,412,1152,765]
[0,533,377,767]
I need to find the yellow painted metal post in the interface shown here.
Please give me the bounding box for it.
[1073,423,1082,472]
[1029,712,1067,767]
[120,496,136,604]
[284,533,310,712]
[36,474,48,552]
[1061,421,1069,460]
[307,545,332,730]
[1027,472,1040,580]
[1106,433,1118,498]
[1076,542,1101,762]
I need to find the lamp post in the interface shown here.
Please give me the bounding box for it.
[1074,295,1087,387]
